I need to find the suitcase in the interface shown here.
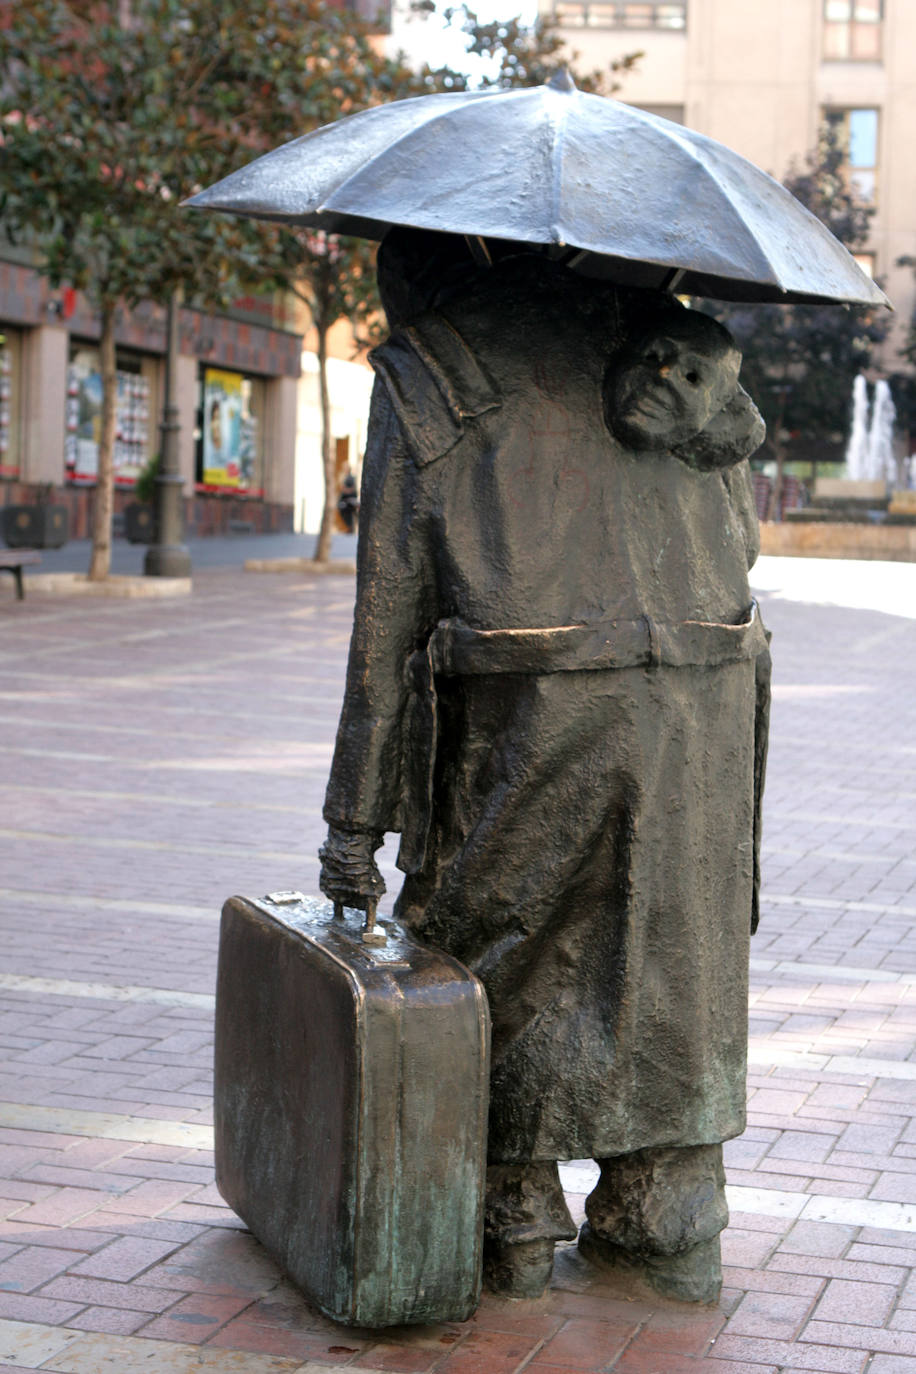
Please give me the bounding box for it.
[214,892,491,1328]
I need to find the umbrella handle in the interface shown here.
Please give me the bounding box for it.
[464,235,492,267]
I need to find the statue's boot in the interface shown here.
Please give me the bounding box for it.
[578,1143,728,1305]
[483,1161,577,1299]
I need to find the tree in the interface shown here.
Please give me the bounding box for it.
[1,0,639,572]
[440,4,640,94]
[704,120,889,517]
[292,234,382,562]
[296,9,642,561]
[0,0,410,575]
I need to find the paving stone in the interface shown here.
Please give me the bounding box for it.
[38,1275,180,1312]
[531,1315,638,1369]
[725,1290,816,1340]
[11,1188,108,1228]
[137,1291,257,1344]
[869,1172,916,1203]
[0,1245,75,1292]
[710,1334,866,1372]
[70,1235,182,1281]
[801,1323,916,1357]
[0,1290,86,1324]
[765,1132,837,1164]
[813,1277,898,1326]
[66,1305,152,1335]
[352,1344,444,1372]
[47,1328,307,1371]
[426,1327,551,1372]
[0,1316,85,1366]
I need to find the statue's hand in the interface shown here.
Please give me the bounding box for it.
[319,825,387,911]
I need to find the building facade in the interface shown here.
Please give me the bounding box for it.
[0,239,305,539]
[538,0,914,363]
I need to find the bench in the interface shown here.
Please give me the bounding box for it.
[0,548,41,600]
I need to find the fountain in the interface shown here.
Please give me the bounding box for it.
[766,374,916,555]
[845,373,870,480]
[844,374,897,484]
[867,379,898,485]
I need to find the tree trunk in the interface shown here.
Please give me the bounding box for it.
[767,445,786,522]
[88,302,117,580]
[312,320,337,565]
[765,390,788,523]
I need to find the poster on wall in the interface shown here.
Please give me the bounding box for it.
[202,368,244,487]
[65,349,149,483]
[0,336,15,468]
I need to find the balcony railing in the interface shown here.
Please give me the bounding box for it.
[551,1,686,28]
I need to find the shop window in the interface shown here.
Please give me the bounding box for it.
[196,368,265,495]
[825,107,879,203]
[0,329,22,477]
[551,0,685,27]
[66,344,154,485]
[823,0,882,61]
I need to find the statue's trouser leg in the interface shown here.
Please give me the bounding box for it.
[483,1161,578,1299]
[579,1143,727,1303]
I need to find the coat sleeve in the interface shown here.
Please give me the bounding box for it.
[720,461,771,933]
[322,376,437,840]
[752,638,771,935]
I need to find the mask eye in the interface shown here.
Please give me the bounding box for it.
[685,370,700,385]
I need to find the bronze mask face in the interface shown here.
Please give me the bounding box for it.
[605,314,741,451]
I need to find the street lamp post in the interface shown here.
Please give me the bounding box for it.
[145,290,192,578]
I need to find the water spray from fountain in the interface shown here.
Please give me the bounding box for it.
[846,374,870,480]
[845,374,897,484]
[868,380,897,485]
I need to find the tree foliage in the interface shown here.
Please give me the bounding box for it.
[706,121,889,509]
[0,0,639,567]
[438,4,640,93]
[0,0,404,571]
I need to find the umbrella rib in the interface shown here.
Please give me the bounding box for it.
[549,87,571,246]
[615,108,788,284]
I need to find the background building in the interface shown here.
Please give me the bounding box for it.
[0,243,303,539]
[536,0,913,365]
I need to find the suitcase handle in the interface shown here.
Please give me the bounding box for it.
[333,896,386,947]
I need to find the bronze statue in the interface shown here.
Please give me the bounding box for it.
[189,71,884,1318]
[319,230,770,1305]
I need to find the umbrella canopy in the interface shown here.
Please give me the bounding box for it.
[186,70,889,308]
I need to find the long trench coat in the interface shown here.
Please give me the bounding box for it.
[324,263,770,1166]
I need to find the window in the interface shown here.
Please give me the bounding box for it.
[65,345,155,485]
[825,107,879,202]
[551,0,685,28]
[196,368,265,495]
[631,103,685,124]
[0,329,21,478]
[852,251,876,278]
[823,0,882,61]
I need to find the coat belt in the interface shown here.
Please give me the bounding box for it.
[428,600,766,676]
[397,602,766,876]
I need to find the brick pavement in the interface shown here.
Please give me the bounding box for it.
[0,554,914,1373]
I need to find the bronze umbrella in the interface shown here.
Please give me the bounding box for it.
[186,70,889,309]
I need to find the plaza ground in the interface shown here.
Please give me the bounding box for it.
[0,549,915,1373]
